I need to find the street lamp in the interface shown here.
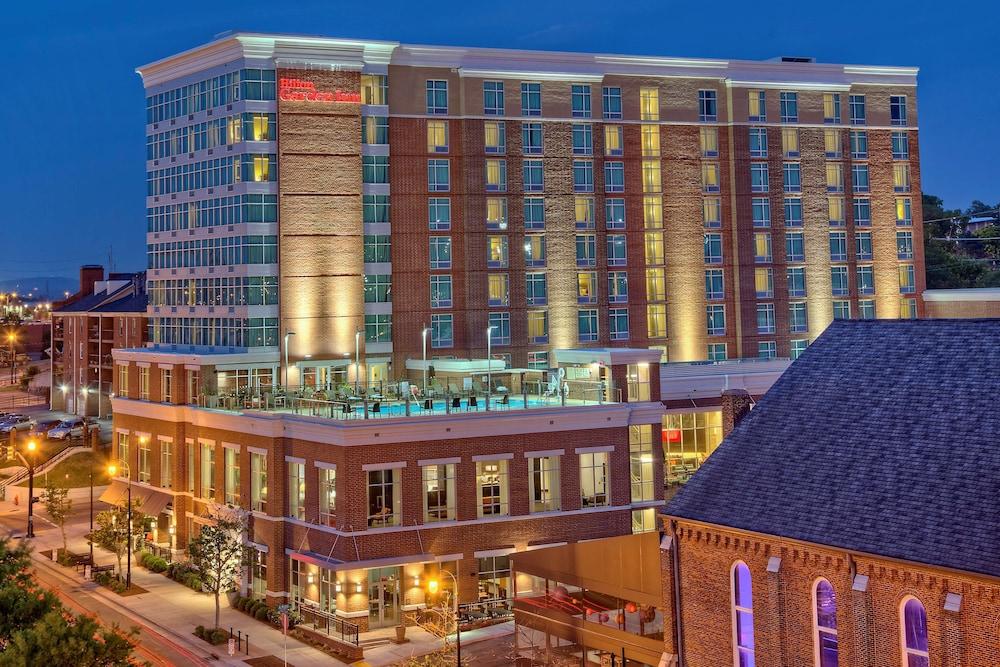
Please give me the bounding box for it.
[6,331,15,384]
[485,325,496,411]
[17,440,38,538]
[421,326,431,395]
[283,331,296,389]
[107,460,133,590]
[428,569,461,665]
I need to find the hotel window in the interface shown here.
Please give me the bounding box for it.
[367,469,401,527]
[579,452,610,507]
[646,268,666,301]
[160,440,173,489]
[640,86,659,120]
[823,93,841,123]
[578,309,599,342]
[602,161,623,193]
[522,122,543,155]
[224,447,239,506]
[161,369,172,403]
[641,124,660,157]
[645,232,664,265]
[487,235,509,268]
[831,266,849,296]
[791,339,808,360]
[850,130,868,159]
[139,367,149,400]
[429,237,452,269]
[749,128,768,158]
[787,267,806,297]
[789,302,808,333]
[758,341,777,359]
[782,127,799,157]
[525,234,546,267]
[485,159,507,192]
[708,343,728,361]
[896,197,912,226]
[830,232,848,261]
[705,269,724,300]
[779,91,798,122]
[483,81,504,115]
[364,313,392,343]
[732,563,756,667]
[750,163,769,193]
[892,131,909,160]
[528,310,549,344]
[526,273,547,306]
[423,464,456,522]
[608,234,627,266]
[608,271,628,303]
[644,195,663,228]
[824,129,842,158]
[488,274,509,307]
[364,274,392,303]
[364,194,391,223]
[430,275,453,308]
[785,232,806,262]
[748,90,766,121]
[606,198,626,229]
[523,160,544,192]
[859,299,876,320]
[489,312,511,345]
[426,80,448,114]
[362,115,389,145]
[528,455,561,512]
[702,163,721,193]
[647,304,667,338]
[785,198,803,227]
[784,163,802,193]
[360,74,387,105]
[858,265,875,295]
[890,95,907,125]
[477,460,509,517]
[899,264,916,294]
[362,156,389,183]
[700,127,719,157]
[577,272,598,304]
[754,232,772,263]
[250,451,267,512]
[901,298,917,319]
[484,121,506,154]
[576,234,596,267]
[609,308,629,341]
[704,198,722,228]
[117,364,128,396]
[856,231,873,260]
[629,425,655,502]
[364,234,391,263]
[574,160,595,192]
[705,304,726,336]
[521,82,541,116]
[698,90,717,121]
[431,314,453,348]
[318,466,336,526]
[486,197,508,230]
[755,267,773,298]
[854,198,871,226]
[849,94,866,125]
[752,198,771,228]
[572,84,592,118]
[897,231,914,259]
[605,125,624,156]
[602,86,622,119]
[524,197,545,230]
[426,120,448,153]
[138,437,151,484]
[200,441,215,499]
[851,164,870,193]
[572,124,593,156]
[901,597,929,666]
[893,164,911,192]
[704,233,723,264]
[757,303,775,334]
[829,197,846,226]
[428,197,451,230]
[287,461,304,520]
[427,159,450,192]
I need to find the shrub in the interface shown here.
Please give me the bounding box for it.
[254,606,269,622]
[209,628,229,645]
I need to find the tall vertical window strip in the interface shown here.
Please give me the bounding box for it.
[160,440,172,489]
[477,460,509,517]
[200,442,215,500]
[528,456,561,512]
[579,452,609,507]
[823,93,841,123]
[483,81,504,115]
[250,451,267,512]
[640,87,659,121]
[629,425,654,502]
[901,597,929,667]
[732,562,755,667]
[423,464,457,522]
[317,466,335,526]
[224,447,240,506]
[814,579,839,667]
[748,90,766,121]
[138,437,151,483]
[288,461,305,520]
[360,74,387,105]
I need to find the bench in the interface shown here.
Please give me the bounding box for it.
[91,564,115,578]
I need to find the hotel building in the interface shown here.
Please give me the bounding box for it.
[113,32,921,645]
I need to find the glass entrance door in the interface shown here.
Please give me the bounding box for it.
[368,567,401,628]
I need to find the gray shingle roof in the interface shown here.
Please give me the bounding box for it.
[665,319,1000,578]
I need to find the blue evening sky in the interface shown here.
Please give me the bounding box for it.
[1,0,996,282]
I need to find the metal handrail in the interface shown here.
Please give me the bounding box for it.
[297,605,360,646]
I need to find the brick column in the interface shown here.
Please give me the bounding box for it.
[850,575,875,667]
[943,593,964,667]
[721,388,752,435]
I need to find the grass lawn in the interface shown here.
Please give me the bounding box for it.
[14,449,106,488]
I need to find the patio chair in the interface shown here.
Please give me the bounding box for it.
[371,401,381,414]
[497,393,509,409]
[468,396,479,410]
[452,396,462,410]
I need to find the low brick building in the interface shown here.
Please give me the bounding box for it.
[661,319,1000,667]
[923,288,1000,319]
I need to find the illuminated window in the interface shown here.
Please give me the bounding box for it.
[528,456,560,512]
[476,460,509,517]
[318,466,336,527]
[488,274,509,307]
[823,93,841,123]
[896,198,912,226]
[748,90,766,121]
[362,115,388,145]
[894,164,911,192]
[360,74,387,105]
[605,125,623,156]
[828,197,846,226]
[367,468,400,527]
[629,425,655,502]
[665,411,722,478]
[644,232,664,265]
[641,125,660,157]
[824,129,841,158]
[901,597,928,666]
[755,267,773,298]
[485,159,507,192]
[580,452,610,506]
[527,310,548,343]
[702,163,720,193]
[160,440,173,489]
[223,446,239,505]
[524,235,546,267]
[572,124,593,155]
[483,80,504,115]
[900,298,917,320]
[704,198,722,228]
[782,128,799,157]
[487,236,509,268]
[427,120,448,153]
[646,268,666,301]
[484,121,506,154]
[700,127,719,157]
[577,272,598,303]
[200,441,215,499]
[250,451,267,512]
[642,160,661,193]
[899,264,916,294]
[423,463,457,522]
[486,197,508,230]
[640,87,659,120]
[117,364,128,395]
[644,195,663,228]
[139,366,149,400]
[647,304,667,338]
[754,232,772,263]
[252,155,271,182]
[825,164,844,193]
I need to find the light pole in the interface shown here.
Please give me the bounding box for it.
[421,326,430,395]
[6,332,15,384]
[16,439,38,538]
[354,330,362,394]
[283,331,296,389]
[107,460,133,590]
[429,569,461,665]
[485,325,496,411]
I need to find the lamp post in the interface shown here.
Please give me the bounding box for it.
[282,331,296,389]
[354,330,362,394]
[6,332,15,384]
[107,460,133,590]
[17,439,38,538]
[421,326,430,395]
[485,326,496,411]
[429,569,461,665]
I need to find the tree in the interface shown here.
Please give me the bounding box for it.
[93,499,145,580]
[18,365,39,391]
[43,480,72,556]
[187,507,247,630]
[0,539,57,647]
[0,609,138,667]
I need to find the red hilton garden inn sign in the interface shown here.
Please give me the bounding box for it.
[278,78,361,103]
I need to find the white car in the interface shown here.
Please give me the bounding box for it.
[47,418,86,440]
[0,416,36,434]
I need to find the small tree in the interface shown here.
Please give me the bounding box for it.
[187,508,246,630]
[18,365,39,391]
[43,481,72,556]
[2,609,138,666]
[92,499,145,579]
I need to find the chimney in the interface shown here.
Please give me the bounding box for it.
[79,265,104,297]
[721,389,752,436]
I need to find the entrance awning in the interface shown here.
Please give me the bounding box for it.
[288,549,438,572]
[98,480,173,516]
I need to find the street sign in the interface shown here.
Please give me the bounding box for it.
[228,638,236,656]
[281,611,288,635]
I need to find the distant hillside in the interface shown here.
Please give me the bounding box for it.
[0,277,77,300]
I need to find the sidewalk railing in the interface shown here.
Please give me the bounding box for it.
[0,445,89,491]
[459,597,514,625]
[298,605,360,646]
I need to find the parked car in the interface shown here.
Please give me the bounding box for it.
[29,419,62,438]
[0,415,36,434]
[47,418,87,440]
